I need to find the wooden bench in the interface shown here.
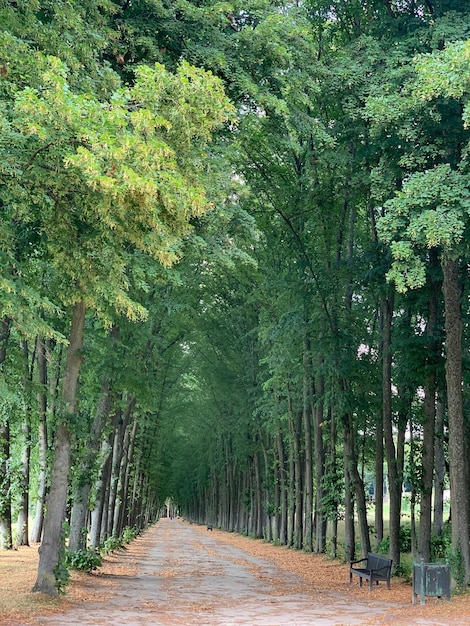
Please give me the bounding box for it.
[349,553,392,591]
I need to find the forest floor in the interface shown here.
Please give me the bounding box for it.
[1,518,470,625]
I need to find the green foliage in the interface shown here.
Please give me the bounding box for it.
[377,525,412,555]
[65,548,103,573]
[393,558,412,582]
[54,542,71,594]
[430,530,452,561]
[122,526,139,544]
[449,546,466,589]
[100,535,125,555]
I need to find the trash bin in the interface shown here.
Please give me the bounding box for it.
[412,558,451,605]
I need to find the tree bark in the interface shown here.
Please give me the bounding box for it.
[16,339,35,547]
[69,378,111,552]
[276,432,287,545]
[89,435,113,548]
[0,417,12,550]
[442,257,469,585]
[342,410,370,557]
[31,338,49,543]
[419,252,440,561]
[433,399,446,535]
[343,459,355,563]
[33,300,86,596]
[302,341,313,552]
[0,317,12,549]
[374,409,384,549]
[313,374,326,553]
[381,291,401,568]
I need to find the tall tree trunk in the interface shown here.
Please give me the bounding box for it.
[120,419,138,530]
[107,404,123,538]
[343,460,355,563]
[69,378,111,552]
[261,434,272,541]
[442,257,469,586]
[313,374,326,553]
[328,409,337,558]
[110,396,135,537]
[89,436,113,549]
[302,341,313,552]
[0,417,12,550]
[31,338,49,543]
[433,399,446,536]
[342,409,370,557]
[381,291,401,568]
[374,409,384,549]
[16,339,35,547]
[33,300,86,596]
[277,432,287,545]
[16,416,31,546]
[0,316,12,549]
[253,449,263,538]
[286,421,295,548]
[419,252,440,561]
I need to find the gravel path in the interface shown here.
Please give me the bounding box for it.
[30,519,457,625]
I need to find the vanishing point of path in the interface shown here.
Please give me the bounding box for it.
[29,518,464,626]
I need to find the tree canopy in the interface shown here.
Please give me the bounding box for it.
[2,0,470,594]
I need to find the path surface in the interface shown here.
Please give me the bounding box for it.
[30,519,446,625]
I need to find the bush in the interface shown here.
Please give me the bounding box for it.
[65,548,103,573]
[393,560,412,582]
[430,530,451,561]
[100,535,124,555]
[377,525,412,554]
[122,526,139,544]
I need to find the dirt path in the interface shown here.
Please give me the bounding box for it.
[21,518,469,626]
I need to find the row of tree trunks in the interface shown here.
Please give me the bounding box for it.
[68,378,111,552]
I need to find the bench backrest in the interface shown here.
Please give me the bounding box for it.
[367,553,391,571]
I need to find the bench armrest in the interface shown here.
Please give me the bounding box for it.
[350,557,368,566]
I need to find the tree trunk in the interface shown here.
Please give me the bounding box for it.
[343,460,355,563]
[277,432,287,545]
[69,378,111,552]
[119,419,138,530]
[313,373,326,553]
[0,417,12,550]
[0,317,12,549]
[89,436,113,548]
[342,411,370,557]
[33,300,86,596]
[419,254,440,561]
[261,435,272,541]
[442,257,469,586]
[16,339,35,547]
[433,399,446,535]
[302,342,313,552]
[381,292,401,568]
[110,396,135,537]
[374,409,384,549]
[253,449,263,538]
[286,422,295,548]
[31,338,49,543]
[16,416,31,546]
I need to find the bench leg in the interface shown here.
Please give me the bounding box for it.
[359,577,363,588]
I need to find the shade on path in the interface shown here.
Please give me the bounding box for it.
[31,518,446,625]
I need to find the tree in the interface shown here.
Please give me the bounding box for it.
[374,39,470,581]
[0,48,233,593]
